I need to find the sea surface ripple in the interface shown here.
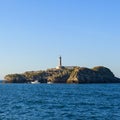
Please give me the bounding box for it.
[0,84,120,120]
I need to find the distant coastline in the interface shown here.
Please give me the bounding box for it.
[0,80,3,83]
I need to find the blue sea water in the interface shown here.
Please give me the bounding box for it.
[0,83,120,120]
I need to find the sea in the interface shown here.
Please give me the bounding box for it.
[0,83,120,120]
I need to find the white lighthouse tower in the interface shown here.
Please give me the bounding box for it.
[56,56,63,69]
[59,56,62,67]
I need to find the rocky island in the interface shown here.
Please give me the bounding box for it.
[4,66,120,84]
[4,57,120,83]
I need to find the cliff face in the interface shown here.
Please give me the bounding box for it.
[4,74,27,83]
[4,66,120,83]
[4,69,72,83]
[67,66,119,83]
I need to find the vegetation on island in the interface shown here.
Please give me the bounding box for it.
[4,66,120,83]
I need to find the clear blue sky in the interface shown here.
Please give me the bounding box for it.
[0,0,120,79]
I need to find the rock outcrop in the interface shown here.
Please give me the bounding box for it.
[4,66,120,83]
[67,66,119,83]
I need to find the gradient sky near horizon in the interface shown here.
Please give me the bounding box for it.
[0,0,120,79]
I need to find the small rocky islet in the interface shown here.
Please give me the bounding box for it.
[4,66,120,83]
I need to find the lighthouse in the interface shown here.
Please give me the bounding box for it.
[59,56,62,67]
[56,56,64,69]
[56,56,76,70]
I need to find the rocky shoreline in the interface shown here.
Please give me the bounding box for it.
[4,66,120,83]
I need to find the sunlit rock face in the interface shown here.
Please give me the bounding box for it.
[67,66,120,83]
